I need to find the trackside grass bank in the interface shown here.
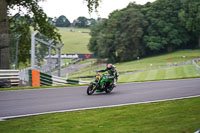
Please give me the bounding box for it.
[69,50,200,79]
[0,96,199,133]
[58,28,91,54]
[118,64,200,83]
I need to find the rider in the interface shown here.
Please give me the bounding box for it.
[97,64,119,83]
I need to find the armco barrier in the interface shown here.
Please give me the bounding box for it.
[0,70,20,87]
[29,69,89,87]
[192,60,200,72]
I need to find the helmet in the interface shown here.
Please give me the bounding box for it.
[107,64,116,72]
[107,64,113,70]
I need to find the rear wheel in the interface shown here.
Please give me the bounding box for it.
[105,83,114,93]
[87,83,96,95]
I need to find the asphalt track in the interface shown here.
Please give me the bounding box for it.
[0,78,200,120]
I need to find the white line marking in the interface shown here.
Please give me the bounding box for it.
[0,95,200,121]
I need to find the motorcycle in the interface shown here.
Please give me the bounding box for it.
[87,72,116,95]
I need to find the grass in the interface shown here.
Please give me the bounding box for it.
[78,59,96,65]
[62,59,72,64]
[0,96,199,133]
[118,64,200,83]
[58,27,91,54]
[197,61,200,66]
[69,50,200,79]
[116,49,200,73]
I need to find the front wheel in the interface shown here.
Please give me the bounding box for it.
[87,83,96,95]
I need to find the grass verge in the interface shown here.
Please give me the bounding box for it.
[0,96,199,133]
[118,64,200,83]
[69,50,200,78]
[58,27,91,54]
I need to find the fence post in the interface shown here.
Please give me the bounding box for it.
[48,39,54,75]
[58,42,64,77]
[31,31,39,69]
[14,34,21,69]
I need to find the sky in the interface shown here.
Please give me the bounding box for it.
[38,0,155,23]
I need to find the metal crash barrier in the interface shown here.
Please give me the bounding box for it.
[29,69,89,87]
[0,70,20,88]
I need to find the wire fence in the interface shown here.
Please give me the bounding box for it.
[34,32,59,73]
[31,31,63,76]
[0,34,21,69]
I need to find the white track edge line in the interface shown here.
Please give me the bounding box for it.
[0,95,200,121]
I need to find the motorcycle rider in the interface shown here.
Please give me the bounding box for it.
[97,64,119,86]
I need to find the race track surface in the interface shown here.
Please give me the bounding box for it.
[0,78,200,120]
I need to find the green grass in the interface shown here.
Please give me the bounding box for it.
[197,61,200,66]
[78,59,96,65]
[116,49,200,73]
[69,50,200,79]
[118,64,200,83]
[0,97,199,133]
[62,59,72,64]
[58,27,91,54]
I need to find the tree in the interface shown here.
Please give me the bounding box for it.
[0,0,61,69]
[55,15,71,27]
[143,0,189,52]
[87,18,96,26]
[85,0,101,13]
[73,16,88,28]
[179,0,200,48]
[0,0,100,69]
[116,6,148,62]
[88,4,148,62]
[88,18,108,58]
[0,0,9,69]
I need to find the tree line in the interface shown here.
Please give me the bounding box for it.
[88,0,200,63]
[54,15,97,28]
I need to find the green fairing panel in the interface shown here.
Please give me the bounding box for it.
[93,81,97,85]
[100,76,113,86]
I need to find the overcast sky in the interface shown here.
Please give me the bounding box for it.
[38,0,155,22]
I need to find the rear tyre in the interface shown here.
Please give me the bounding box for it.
[105,84,114,93]
[87,83,96,95]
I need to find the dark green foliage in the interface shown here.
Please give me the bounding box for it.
[73,16,88,28]
[88,0,200,63]
[73,16,96,28]
[7,0,61,66]
[56,15,71,27]
[89,4,148,62]
[10,15,31,66]
[87,18,96,27]
[179,0,200,48]
[84,0,100,13]
[144,0,189,52]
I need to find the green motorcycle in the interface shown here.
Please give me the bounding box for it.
[87,72,116,95]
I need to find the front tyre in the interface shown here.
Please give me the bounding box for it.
[87,83,96,95]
